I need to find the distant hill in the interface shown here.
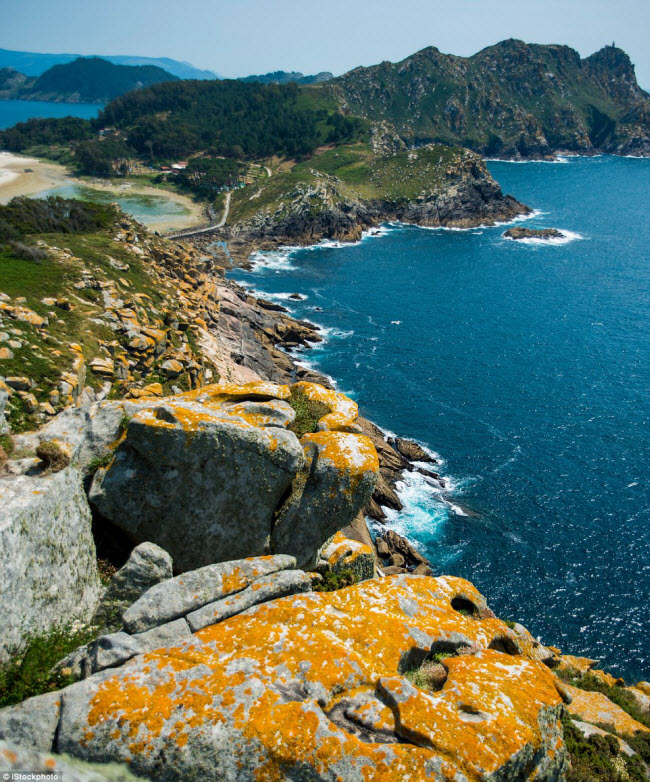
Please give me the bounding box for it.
[238,71,333,85]
[0,47,217,80]
[0,57,178,104]
[325,40,650,158]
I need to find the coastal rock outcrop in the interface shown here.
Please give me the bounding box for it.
[89,381,379,571]
[504,227,565,241]
[0,467,101,663]
[1,575,569,781]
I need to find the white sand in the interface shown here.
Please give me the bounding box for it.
[0,151,205,231]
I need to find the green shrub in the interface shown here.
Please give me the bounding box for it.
[86,451,114,475]
[0,625,96,708]
[313,568,357,592]
[36,440,70,473]
[562,713,646,782]
[288,387,329,437]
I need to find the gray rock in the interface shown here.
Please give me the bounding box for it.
[12,399,149,472]
[0,468,102,663]
[92,543,173,631]
[0,691,62,752]
[132,618,191,651]
[123,554,296,633]
[186,570,312,632]
[571,721,636,757]
[0,386,9,434]
[271,433,378,569]
[89,400,305,571]
[0,740,143,781]
[88,632,143,673]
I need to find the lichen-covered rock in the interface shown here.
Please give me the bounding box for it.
[89,382,379,571]
[0,739,143,781]
[89,386,304,571]
[321,531,375,581]
[0,383,9,434]
[271,430,379,568]
[37,575,568,781]
[0,467,101,663]
[122,554,297,633]
[92,542,174,632]
[565,685,650,737]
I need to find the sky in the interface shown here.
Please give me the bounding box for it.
[2,0,650,88]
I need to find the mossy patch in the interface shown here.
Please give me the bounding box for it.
[0,625,96,708]
[287,386,329,437]
[312,568,357,592]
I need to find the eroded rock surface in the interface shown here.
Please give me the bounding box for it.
[6,575,570,781]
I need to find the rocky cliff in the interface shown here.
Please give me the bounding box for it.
[1,205,649,781]
[196,143,528,260]
[323,40,650,158]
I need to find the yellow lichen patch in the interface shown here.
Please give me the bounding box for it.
[323,531,374,569]
[292,381,359,432]
[183,381,291,408]
[565,685,650,736]
[554,654,599,677]
[82,575,564,780]
[301,432,379,492]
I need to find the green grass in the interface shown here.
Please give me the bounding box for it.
[287,387,329,437]
[562,713,647,782]
[0,625,96,708]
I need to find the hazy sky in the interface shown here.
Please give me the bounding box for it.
[3,0,650,87]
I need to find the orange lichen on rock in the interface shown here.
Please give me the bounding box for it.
[301,431,379,488]
[565,685,650,737]
[184,381,291,408]
[322,531,375,580]
[292,381,360,432]
[67,574,567,781]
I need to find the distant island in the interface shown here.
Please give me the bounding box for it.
[0,46,217,80]
[238,71,333,85]
[0,57,178,104]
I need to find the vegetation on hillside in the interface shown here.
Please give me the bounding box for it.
[326,41,650,156]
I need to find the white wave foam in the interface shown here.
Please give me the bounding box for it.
[486,157,570,164]
[248,247,300,271]
[504,229,584,246]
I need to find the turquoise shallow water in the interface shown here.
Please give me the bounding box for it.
[229,156,650,681]
[0,99,101,129]
[38,184,190,227]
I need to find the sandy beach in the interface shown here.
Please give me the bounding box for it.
[0,151,206,232]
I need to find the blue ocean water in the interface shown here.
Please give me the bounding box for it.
[229,156,650,681]
[0,99,102,130]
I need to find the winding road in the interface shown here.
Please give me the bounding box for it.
[167,190,231,240]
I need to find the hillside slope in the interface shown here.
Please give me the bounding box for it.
[326,40,650,158]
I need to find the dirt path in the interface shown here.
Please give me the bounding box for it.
[168,190,232,239]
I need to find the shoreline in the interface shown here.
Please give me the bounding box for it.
[0,151,207,232]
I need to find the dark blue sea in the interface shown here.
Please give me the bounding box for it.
[0,99,101,130]
[229,155,650,682]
